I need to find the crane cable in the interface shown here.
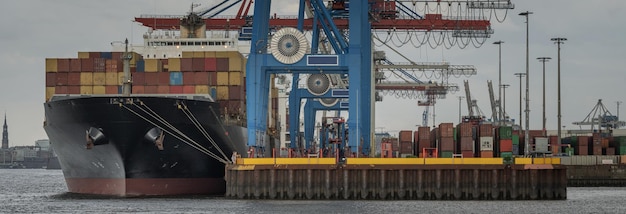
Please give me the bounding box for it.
[178,102,231,162]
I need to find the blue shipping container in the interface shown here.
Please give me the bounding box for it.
[170,72,183,85]
[136,60,145,72]
[100,52,112,59]
[118,86,123,94]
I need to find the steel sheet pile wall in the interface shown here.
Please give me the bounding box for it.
[225,164,567,200]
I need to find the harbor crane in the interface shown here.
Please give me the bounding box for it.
[572,99,626,134]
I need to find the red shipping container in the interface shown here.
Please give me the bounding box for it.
[413,131,419,144]
[461,150,474,158]
[204,58,217,71]
[181,58,193,72]
[399,130,412,143]
[158,72,170,85]
[94,58,106,72]
[439,137,455,152]
[67,86,80,94]
[549,135,559,145]
[500,139,513,152]
[192,58,205,71]
[194,72,209,85]
[418,127,430,141]
[228,100,243,113]
[144,73,159,86]
[70,59,82,72]
[208,72,217,85]
[157,85,169,94]
[228,85,241,100]
[438,123,454,138]
[576,146,588,155]
[132,85,145,93]
[479,124,493,137]
[528,130,545,139]
[183,72,196,85]
[577,136,589,146]
[46,73,56,87]
[216,58,229,71]
[67,73,81,86]
[169,86,183,93]
[457,123,472,137]
[399,141,412,154]
[89,52,101,59]
[459,136,473,151]
[592,147,602,155]
[55,86,68,94]
[105,85,118,94]
[55,73,68,86]
[57,59,70,72]
[145,86,158,94]
[132,72,145,85]
[112,52,122,61]
[480,151,494,158]
[605,147,616,155]
[81,58,94,71]
[418,140,431,150]
[183,85,195,93]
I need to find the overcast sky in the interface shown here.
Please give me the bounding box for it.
[1,1,625,147]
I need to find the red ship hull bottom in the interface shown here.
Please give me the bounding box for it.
[65,178,226,196]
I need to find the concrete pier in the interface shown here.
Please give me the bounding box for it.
[225,158,567,200]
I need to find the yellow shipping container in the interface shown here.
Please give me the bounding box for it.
[182,52,194,58]
[105,72,118,86]
[216,86,229,100]
[216,72,229,85]
[80,72,93,85]
[169,58,181,71]
[93,72,106,85]
[229,57,243,72]
[204,51,216,58]
[45,59,58,72]
[144,59,162,72]
[118,72,126,85]
[92,86,106,94]
[228,51,243,60]
[195,85,209,94]
[80,86,93,94]
[193,51,205,58]
[215,51,230,58]
[77,52,90,59]
[45,87,55,101]
[229,71,242,85]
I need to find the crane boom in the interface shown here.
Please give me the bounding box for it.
[464,80,474,117]
[487,81,498,123]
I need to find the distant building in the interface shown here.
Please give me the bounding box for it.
[2,114,7,149]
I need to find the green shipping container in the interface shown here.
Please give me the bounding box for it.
[565,147,574,156]
[501,152,514,164]
[440,151,454,158]
[512,135,520,145]
[619,146,626,155]
[499,126,513,139]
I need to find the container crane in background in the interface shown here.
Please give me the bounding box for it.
[572,99,626,134]
[487,80,499,123]
[134,0,513,156]
[463,80,486,125]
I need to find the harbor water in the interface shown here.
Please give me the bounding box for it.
[1,169,626,213]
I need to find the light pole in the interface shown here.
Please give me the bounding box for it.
[493,40,504,125]
[551,37,566,145]
[501,84,510,120]
[537,57,551,133]
[458,96,465,124]
[618,101,623,120]
[519,11,533,156]
[514,73,526,129]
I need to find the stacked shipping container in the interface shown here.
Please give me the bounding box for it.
[438,123,454,158]
[456,123,474,157]
[478,124,494,158]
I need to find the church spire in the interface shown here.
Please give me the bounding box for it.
[2,113,8,149]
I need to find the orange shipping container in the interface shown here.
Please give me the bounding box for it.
[170,86,183,93]
[93,72,106,85]
[480,151,494,158]
[132,85,145,93]
[157,72,170,85]
[145,86,158,94]
[500,139,513,152]
[46,59,58,72]
[92,86,106,94]
[67,86,80,94]
[144,59,162,72]
[80,72,93,85]
[229,71,242,85]
[105,86,118,94]
[183,85,195,94]
[399,130,412,143]
[157,85,169,94]
[105,72,118,86]
[80,86,93,94]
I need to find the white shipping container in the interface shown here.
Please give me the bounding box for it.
[535,137,549,152]
[479,136,493,151]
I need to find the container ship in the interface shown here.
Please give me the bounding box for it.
[42,12,279,196]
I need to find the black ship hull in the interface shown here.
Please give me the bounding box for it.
[43,95,247,196]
